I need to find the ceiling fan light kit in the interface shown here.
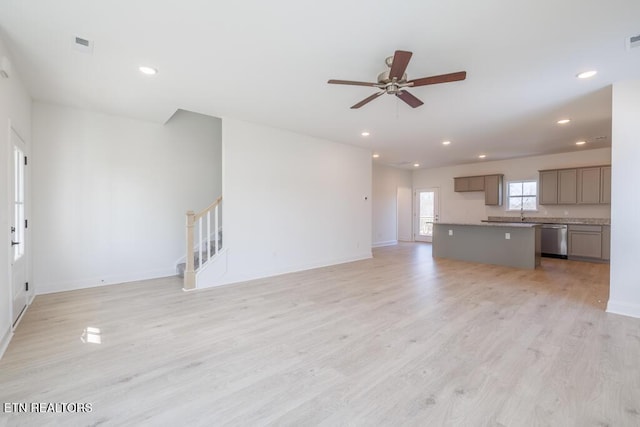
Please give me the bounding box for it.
[328,50,467,109]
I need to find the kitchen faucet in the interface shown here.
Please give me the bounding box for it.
[520,207,525,222]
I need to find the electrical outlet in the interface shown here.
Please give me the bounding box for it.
[448,229,453,236]
[505,232,511,240]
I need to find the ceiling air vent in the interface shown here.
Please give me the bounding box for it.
[73,36,93,53]
[627,34,640,50]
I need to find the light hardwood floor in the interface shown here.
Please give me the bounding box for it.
[1,243,639,426]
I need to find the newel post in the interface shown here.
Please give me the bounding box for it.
[184,210,196,290]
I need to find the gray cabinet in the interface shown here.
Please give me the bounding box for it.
[577,167,601,204]
[558,169,577,204]
[539,165,610,205]
[454,174,504,206]
[600,166,611,204]
[539,170,558,205]
[454,176,484,192]
[568,225,602,259]
[469,176,485,191]
[454,177,469,192]
[602,225,611,261]
[484,174,503,206]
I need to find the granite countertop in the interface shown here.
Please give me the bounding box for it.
[486,216,610,225]
[437,222,541,228]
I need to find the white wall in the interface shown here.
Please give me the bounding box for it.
[413,148,612,223]
[213,117,371,287]
[0,39,32,354]
[32,104,222,294]
[608,80,640,318]
[372,163,412,246]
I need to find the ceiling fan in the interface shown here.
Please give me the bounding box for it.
[328,50,466,109]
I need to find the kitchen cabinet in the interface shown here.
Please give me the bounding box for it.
[600,166,611,204]
[602,225,611,261]
[484,174,503,206]
[469,176,485,191]
[539,170,558,204]
[454,177,469,192]
[577,167,601,204]
[454,176,484,192]
[454,174,504,206]
[558,169,577,204]
[568,225,602,259]
[539,165,610,205]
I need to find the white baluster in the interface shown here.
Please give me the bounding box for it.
[198,216,203,269]
[215,204,219,253]
[206,210,211,261]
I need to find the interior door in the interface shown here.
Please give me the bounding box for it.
[414,188,439,243]
[10,128,28,325]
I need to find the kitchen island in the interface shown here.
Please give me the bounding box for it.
[433,222,542,269]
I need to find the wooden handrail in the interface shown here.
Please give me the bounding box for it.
[194,196,222,220]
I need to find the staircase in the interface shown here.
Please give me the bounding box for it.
[179,197,224,290]
[176,238,222,278]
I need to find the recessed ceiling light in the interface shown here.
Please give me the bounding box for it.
[557,119,571,124]
[478,154,487,159]
[361,131,370,137]
[577,70,597,79]
[139,66,158,75]
[413,163,420,167]
[442,140,451,145]
[372,153,380,158]
[576,141,586,145]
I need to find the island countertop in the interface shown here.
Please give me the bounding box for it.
[437,222,541,228]
[485,216,610,225]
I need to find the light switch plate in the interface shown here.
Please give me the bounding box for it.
[505,232,511,240]
[448,229,453,236]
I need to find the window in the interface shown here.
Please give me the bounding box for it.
[507,180,537,211]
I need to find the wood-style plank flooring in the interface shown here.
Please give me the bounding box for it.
[1,243,639,426]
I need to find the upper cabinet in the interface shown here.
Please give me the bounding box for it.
[484,174,503,206]
[469,176,485,191]
[454,177,469,192]
[577,167,601,204]
[454,174,503,206]
[539,170,559,204]
[454,176,485,192]
[539,165,610,205]
[558,169,577,204]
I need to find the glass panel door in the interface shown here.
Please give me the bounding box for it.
[415,188,439,242]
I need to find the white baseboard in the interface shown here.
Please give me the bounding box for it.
[36,268,178,295]
[606,300,640,319]
[0,327,13,360]
[372,240,398,248]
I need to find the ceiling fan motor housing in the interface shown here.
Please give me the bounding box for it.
[377,70,408,85]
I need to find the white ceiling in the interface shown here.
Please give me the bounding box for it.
[1,0,639,168]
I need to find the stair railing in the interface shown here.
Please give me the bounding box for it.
[184,196,222,290]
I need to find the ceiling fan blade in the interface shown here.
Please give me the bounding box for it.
[351,92,384,109]
[389,50,413,80]
[396,90,424,108]
[408,71,467,87]
[328,79,378,87]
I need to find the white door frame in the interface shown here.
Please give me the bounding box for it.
[414,187,440,243]
[8,121,30,327]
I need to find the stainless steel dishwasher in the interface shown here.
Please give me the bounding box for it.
[540,224,568,258]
